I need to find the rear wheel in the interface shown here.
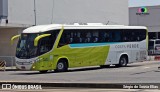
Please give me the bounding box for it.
[55,59,68,72]
[117,56,128,67]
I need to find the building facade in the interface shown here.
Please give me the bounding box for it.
[129,5,160,39]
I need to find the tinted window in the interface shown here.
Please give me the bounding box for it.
[149,41,154,47]
[122,29,146,42]
[38,30,59,55]
[149,32,156,39]
[156,40,160,44]
[58,29,146,47]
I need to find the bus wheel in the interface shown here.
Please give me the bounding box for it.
[55,60,68,72]
[39,70,48,73]
[118,56,128,67]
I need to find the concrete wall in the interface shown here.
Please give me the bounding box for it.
[0,28,24,66]
[8,0,129,25]
[8,0,35,25]
[0,28,23,56]
[0,0,8,19]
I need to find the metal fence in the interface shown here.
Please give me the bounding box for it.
[0,56,15,67]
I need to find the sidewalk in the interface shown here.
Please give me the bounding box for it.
[0,66,18,71]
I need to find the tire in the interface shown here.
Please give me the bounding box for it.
[118,56,128,67]
[55,60,68,72]
[39,70,48,73]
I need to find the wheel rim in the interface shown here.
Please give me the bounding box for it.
[58,62,64,70]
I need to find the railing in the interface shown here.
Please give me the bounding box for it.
[0,60,6,71]
[0,56,15,69]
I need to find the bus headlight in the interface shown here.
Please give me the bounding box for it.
[34,58,43,63]
[29,61,34,64]
[32,66,36,69]
[34,59,39,62]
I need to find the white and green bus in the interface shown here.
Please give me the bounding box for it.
[11,24,148,73]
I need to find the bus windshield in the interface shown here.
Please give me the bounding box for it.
[16,30,59,59]
[16,33,39,59]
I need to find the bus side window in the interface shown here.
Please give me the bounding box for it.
[84,32,91,43]
[123,36,127,41]
[122,30,129,42]
[85,37,91,43]
[39,36,52,55]
[93,36,98,43]
[137,36,140,41]
[58,31,69,47]
[70,37,73,43]
[105,32,110,42]
[114,30,121,42]
[100,30,109,42]
[99,31,105,42]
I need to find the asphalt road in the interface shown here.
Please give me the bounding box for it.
[0,61,160,83]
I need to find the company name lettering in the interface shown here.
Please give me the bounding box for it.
[115,44,139,49]
[136,13,149,15]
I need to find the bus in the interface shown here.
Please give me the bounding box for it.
[11,24,148,73]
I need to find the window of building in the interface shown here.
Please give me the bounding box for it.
[149,32,156,39]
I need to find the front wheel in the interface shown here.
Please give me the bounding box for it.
[55,60,68,72]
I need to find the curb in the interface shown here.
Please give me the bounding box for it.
[0,67,19,71]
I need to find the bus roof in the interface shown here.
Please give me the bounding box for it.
[23,24,147,33]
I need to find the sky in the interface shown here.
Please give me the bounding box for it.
[129,0,160,7]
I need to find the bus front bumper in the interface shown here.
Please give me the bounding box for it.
[15,57,38,70]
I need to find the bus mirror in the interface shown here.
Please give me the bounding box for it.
[11,35,20,45]
[34,34,51,46]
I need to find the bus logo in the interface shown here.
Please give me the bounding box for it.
[138,7,148,13]
[136,7,149,15]
[2,84,12,89]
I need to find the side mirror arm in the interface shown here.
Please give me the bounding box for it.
[11,35,20,45]
[34,34,51,46]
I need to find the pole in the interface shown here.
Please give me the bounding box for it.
[51,0,54,24]
[34,0,37,25]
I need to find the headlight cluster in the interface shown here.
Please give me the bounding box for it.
[16,58,43,65]
[34,58,43,63]
[16,61,32,65]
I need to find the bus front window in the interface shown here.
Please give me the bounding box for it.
[16,33,38,59]
[16,30,59,59]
